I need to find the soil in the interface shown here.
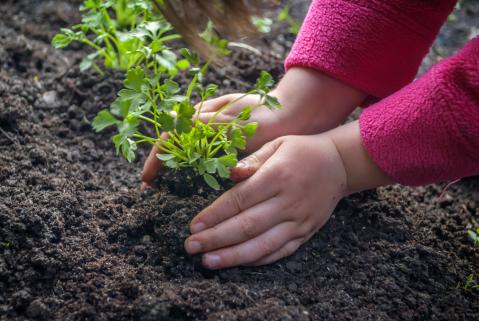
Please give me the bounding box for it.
[0,1,478,320]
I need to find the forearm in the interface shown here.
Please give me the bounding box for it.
[271,67,367,136]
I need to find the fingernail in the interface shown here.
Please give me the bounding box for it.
[140,182,151,192]
[236,161,247,168]
[186,240,202,253]
[191,222,206,234]
[203,254,221,269]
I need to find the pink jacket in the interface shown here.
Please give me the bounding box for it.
[285,0,479,186]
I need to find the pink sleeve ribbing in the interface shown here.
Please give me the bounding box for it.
[360,37,479,185]
[285,0,456,98]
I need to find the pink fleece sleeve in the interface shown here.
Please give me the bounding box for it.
[285,0,456,98]
[360,38,479,185]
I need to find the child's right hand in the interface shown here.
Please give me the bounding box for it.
[141,68,368,188]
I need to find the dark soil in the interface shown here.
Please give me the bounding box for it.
[1,1,478,320]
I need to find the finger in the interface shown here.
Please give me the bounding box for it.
[200,221,298,269]
[185,196,285,254]
[190,140,282,234]
[245,238,304,266]
[247,227,320,266]
[190,167,280,234]
[194,94,235,112]
[230,138,283,183]
[140,132,168,187]
[141,146,162,188]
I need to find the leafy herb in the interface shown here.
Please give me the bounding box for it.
[52,0,181,74]
[252,16,273,34]
[2,241,12,249]
[463,274,479,291]
[199,21,231,57]
[277,6,300,35]
[467,228,479,246]
[93,52,280,189]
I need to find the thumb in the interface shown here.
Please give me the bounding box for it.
[230,138,282,182]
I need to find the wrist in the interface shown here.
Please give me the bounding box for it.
[327,121,393,195]
[272,67,368,136]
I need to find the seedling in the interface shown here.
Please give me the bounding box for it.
[277,6,300,35]
[93,49,280,190]
[52,0,182,75]
[2,241,12,249]
[463,274,479,291]
[467,228,479,247]
[252,16,273,34]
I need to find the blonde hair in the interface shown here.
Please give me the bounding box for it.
[156,0,278,57]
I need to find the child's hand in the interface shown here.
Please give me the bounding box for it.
[184,134,346,269]
[184,121,391,269]
[141,68,367,188]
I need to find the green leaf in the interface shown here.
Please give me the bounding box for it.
[179,48,199,66]
[175,116,192,134]
[112,134,137,162]
[52,34,72,48]
[150,39,166,54]
[237,106,252,121]
[218,154,238,167]
[92,110,120,132]
[216,161,230,178]
[158,113,175,131]
[110,97,131,118]
[156,50,177,71]
[200,123,216,137]
[124,67,146,91]
[82,11,103,28]
[243,122,258,136]
[264,95,282,110]
[79,51,101,72]
[176,59,190,70]
[158,99,176,112]
[203,84,218,99]
[144,21,161,35]
[118,116,140,136]
[165,159,179,169]
[176,102,195,119]
[163,79,180,96]
[79,56,94,72]
[251,16,272,33]
[468,229,479,245]
[290,22,301,35]
[117,88,147,111]
[231,128,246,150]
[277,6,290,21]
[256,71,275,92]
[156,153,176,161]
[203,159,217,174]
[188,153,201,164]
[203,174,220,190]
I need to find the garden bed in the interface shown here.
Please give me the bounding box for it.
[0,1,478,320]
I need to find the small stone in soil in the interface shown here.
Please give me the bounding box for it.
[41,91,61,108]
[26,299,50,319]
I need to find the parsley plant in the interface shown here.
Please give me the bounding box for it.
[93,49,281,190]
[52,0,182,75]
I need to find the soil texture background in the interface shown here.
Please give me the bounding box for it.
[0,1,478,320]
